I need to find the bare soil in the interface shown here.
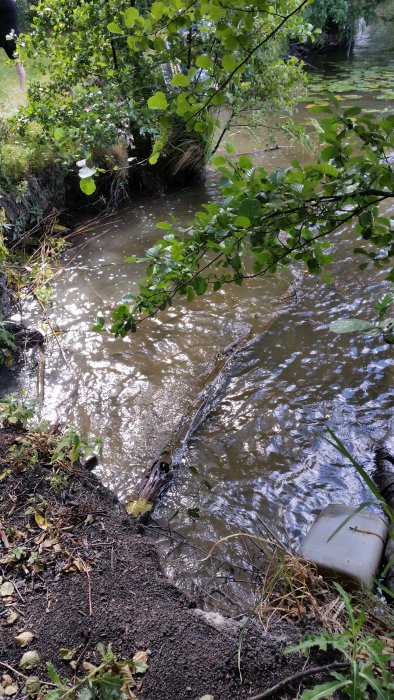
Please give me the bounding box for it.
[0,426,327,700]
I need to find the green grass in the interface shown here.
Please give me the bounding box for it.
[0,52,43,118]
[0,52,26,116]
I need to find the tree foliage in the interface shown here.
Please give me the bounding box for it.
[19,0,313,171]
[104,102,394,336]
[14,2,394,337]
[304,0,389,47]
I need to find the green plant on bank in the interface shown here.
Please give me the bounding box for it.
[330,287,394,344]
[286,583,394,700]
[0,394,103,470]
[23,643,148,700]
[51,428,103,467]
[46,468,69,492]
[0,393,36,427]
[0,318,17,367]
[7,438,39,469]
[303,0,390,49]
[17,0,313,195]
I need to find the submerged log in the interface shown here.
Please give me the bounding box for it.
[126,325,254,519]
[374,448,394,594]
[126,268,306,520]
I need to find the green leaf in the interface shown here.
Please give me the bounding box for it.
[376,292,394,318]
[234,215,251,228]
[151,1,165,20]
[222,54,237,73]
[149,152,160,165]
[124,7,140,28]
[238,155,253,170]
[53,128,65,141]
[46,663,64,688]
[299,680,350,700]
[92,315,105,332]
[107,22,122,34]
[80,177,96,196]
[316,162,340,177]
[238,198,261,219]
[193,276,208,295]
[147,92,168,110]
[329,318,375,334]
[170,73,190,87]
[196,55,212,69]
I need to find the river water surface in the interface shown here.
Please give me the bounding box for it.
[19,17,394,607]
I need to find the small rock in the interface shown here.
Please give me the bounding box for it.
[199,696,214,700]
[20,651,40,670]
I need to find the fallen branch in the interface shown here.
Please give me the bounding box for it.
[126,324,254,517]
[249,661,350,700]
[127,270,306,520]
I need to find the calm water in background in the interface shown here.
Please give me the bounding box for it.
[15,16,394,604]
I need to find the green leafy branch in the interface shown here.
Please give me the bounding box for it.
[100,106,394,335]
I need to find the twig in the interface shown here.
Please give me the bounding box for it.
[86,568,93,617]
[12,581,25,604]
[0,661,57,687]
[249,661,350,700]
[0,520,10,548]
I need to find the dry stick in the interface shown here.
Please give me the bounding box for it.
[130,272,306,515]
[0,520,10,548]
[127,326,254,513]
[0,661,57,688]
[36,344,46,406]
[249,661,350,700]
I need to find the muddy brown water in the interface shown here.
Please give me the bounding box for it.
[17,16,394,606]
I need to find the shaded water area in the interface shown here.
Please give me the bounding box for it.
[15,16,394,607]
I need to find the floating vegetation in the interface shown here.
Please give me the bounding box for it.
[304,61,394,109]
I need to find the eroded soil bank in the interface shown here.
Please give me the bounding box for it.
[0,425,332,700]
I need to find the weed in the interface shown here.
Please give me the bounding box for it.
[0,318,17,367]
[52,429,103,467]
[7,439,39,471]
[0,393,36,428]
[47,469,69,492]
[24,643,148,699]
[286,583,394,700]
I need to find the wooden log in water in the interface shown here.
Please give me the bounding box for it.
[374,447,394,594]
[126,269,306,520]
[126,325,255,518]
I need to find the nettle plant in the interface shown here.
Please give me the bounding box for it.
[286,584,394,700]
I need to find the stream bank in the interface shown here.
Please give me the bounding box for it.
[0,424,331,700]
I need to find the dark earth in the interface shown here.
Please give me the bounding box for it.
[0,425,344,700]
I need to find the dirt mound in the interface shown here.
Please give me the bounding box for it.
[0,426,315,700]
